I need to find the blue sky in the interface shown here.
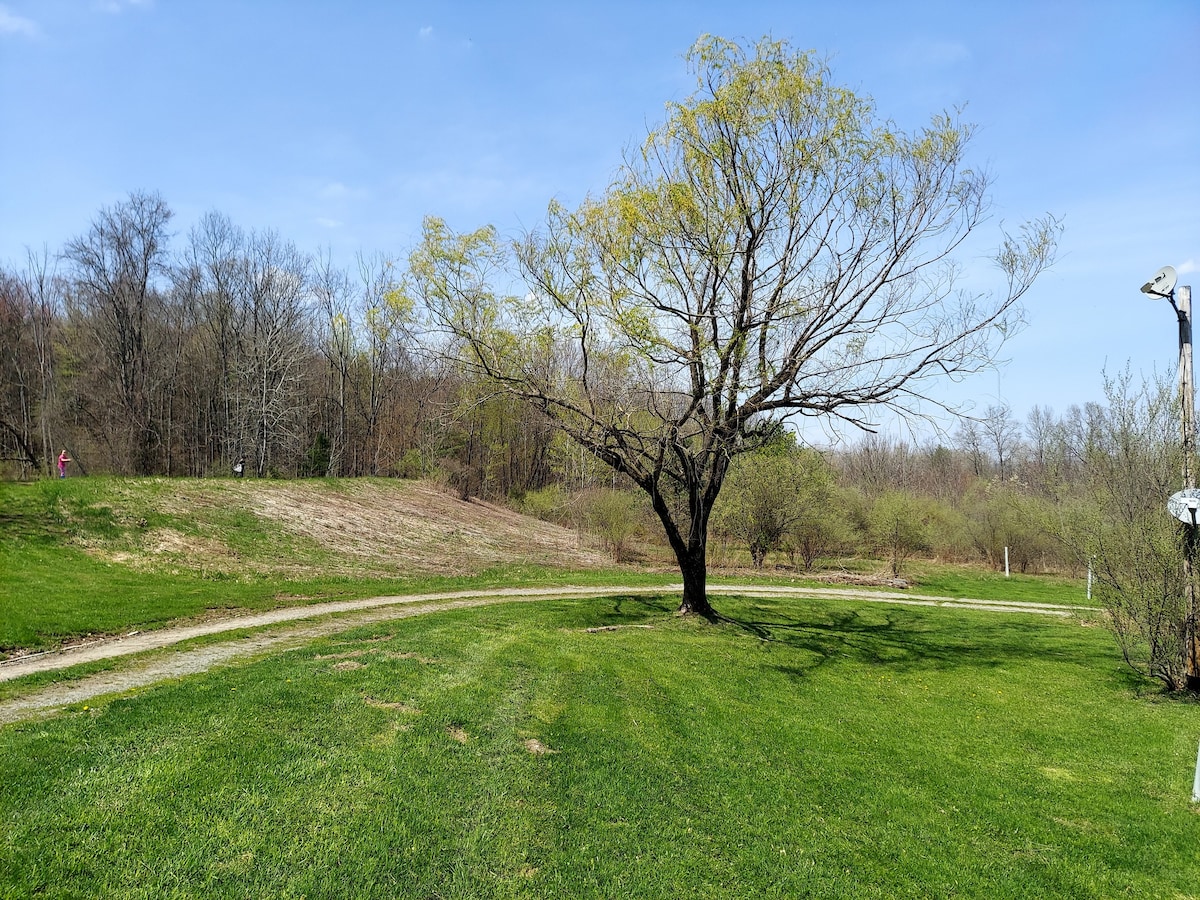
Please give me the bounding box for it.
[2,0,1197,440]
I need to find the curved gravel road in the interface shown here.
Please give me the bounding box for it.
[0,584,1098,725]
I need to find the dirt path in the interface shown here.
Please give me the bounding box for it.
[0,585,1098,725]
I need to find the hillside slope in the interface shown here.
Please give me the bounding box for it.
[49,477,614,578]
[1,477,624,657]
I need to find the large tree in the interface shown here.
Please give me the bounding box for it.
[175,210,253,470]
[243,230,312,477]
[412,36,1058,617]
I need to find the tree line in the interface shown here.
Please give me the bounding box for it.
[0,191,555,487]
[523,395,1147,581]
[0,192,1151,585]
[2,186,1092,579]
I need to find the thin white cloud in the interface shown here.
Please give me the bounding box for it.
[93,0,153,14]
[0,5,39,37]
[419,25,433,40]
[1179,259,1198,275]
[315,218,344,229]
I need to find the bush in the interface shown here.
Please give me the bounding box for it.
[395,449,427,480]
[583,489,642,562]
[870,490,932,577]
[520,484,572,526]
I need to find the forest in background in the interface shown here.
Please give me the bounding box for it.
[0,191,1165,580]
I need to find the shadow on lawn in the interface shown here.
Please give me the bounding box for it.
[719,603,1118,682]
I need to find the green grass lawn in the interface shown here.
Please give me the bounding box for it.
[2,592,1197,898]
[0,535,660,655]
[709,565,1088,607]
[901,564,1089,605]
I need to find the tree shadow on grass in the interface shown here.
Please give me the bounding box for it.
[718,602,1120,683]
[539,594,678,631]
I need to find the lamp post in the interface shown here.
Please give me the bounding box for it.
[1143,266,1200,691]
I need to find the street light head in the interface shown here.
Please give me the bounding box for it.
[1142,265,1178,300]
[1168,489,1200,524]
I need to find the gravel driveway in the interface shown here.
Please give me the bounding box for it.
[0,585,1097,725]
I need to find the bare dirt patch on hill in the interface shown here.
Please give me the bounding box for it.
[241,480,602,574]
[84,478,610,578]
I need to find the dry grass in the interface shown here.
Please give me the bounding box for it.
[87,478,613,579]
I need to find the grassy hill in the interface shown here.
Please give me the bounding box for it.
[0,477,621,656]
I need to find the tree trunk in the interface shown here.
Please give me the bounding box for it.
[644,482,720,621]
[676,545,717,620]
[0,419,40,470]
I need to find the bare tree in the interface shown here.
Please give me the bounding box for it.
[0,269,40,472]
[313,249,355,475]
[243,231,311,476]
[840,435,923,494]
[355,252,421,476]
[176,210,252,469]
[954,417,988,478]
[918,441,970,503]
[980,403,1024,480]
[413,36,1057,616]
[1024,404,1056,485]
[17,247,63,474]
[62,191,173,473]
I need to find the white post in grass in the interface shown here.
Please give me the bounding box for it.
[1004,546,1010,578]
[1193,739,1200,803]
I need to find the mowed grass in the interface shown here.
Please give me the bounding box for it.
[902,564,1088,605]
[2,592,1198,898]
[712,565,1086,607]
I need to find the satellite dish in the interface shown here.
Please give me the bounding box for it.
[1141,265,1178,299]
[1168,488,1200,525]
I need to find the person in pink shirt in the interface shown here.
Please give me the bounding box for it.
[57,449,71,478]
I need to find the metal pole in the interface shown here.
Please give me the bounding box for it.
[1179,285,1194,489]
[1176,285,1200,691]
